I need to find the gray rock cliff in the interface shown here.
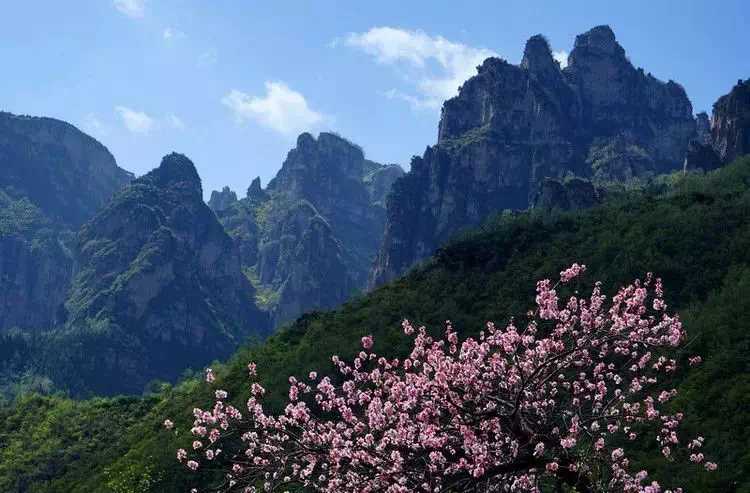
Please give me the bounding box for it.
[371,26,697,286]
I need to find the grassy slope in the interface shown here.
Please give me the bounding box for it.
[2,157,750,492]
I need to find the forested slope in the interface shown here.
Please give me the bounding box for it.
[3,157,750,492]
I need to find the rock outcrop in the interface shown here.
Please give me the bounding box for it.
[59,153,268,395]
[247,177,268,201]
[208,186,238,212]
[684,79,750,172]
[0,112,133,228]
[711,79,750,164]
[371,26,697,286]
[216,133,403,325]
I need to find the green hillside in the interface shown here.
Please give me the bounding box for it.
[3,156,750,492]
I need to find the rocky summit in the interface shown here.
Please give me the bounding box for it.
[212,133,403,325]
[207,185,238,212]
[371,25,698,286]
[0,111,133,228]
[56,153,268,395]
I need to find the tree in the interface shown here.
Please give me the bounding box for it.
[167,264,715,492]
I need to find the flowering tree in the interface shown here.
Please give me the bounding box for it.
[167,264,715,492]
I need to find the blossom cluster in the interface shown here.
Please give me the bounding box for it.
[167,265,715,492]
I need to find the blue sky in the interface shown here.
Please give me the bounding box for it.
[2,1,748,199]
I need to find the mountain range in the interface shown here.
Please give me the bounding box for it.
[0,25,748,401]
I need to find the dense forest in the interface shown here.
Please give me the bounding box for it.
[2,156,749,492]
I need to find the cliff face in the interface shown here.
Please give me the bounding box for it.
[684,79,750,172]
[371,25,696,286]
[0,112,133,228]
[0,191,74,332]
[712,79,750,164]
[0,112,132,333]
[60,153,268,395]
[215,133,403,326]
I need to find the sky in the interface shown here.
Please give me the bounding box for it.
[1,1,748,199]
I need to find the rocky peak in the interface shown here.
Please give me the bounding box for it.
[67,152,267,395]
[265,132,373,221]
[569,25,624,61]
[269,132,366,193]
[147,152,202,196]
[247,176,267,200]
[208,186,238,212]
[216,133,401,327]
[0,111,133,227]
[371,25,698,287]
[521,34,559,78]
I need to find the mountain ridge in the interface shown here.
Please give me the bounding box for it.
[371,25,697,286]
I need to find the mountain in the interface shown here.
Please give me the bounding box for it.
[0,112,133,228]
[51,153,269,395]
[0,112,132,334]
[0,113,271,397]
[685,78,750,171]
[207,186,238,212]
[211,132,403,325]
[371,25,697,286]
[6,155,750,493]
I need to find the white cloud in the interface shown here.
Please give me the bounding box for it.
[552,50,569,69]
[163,27,186,41]
[113,0,145,18]
[222,82,324,137]
[115,106,155,134]
[344,27,497,109]
[166,114,185,130]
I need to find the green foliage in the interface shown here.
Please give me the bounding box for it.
[3,157,750,491]
[0,394,154,492]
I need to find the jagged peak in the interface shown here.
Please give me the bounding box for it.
[521,34,557,73]
[296,132,316,148]
[208,186,238,211]
[293,132,363,154]
[285,132,366,169]
[475,57,510,75]
[147,152,202,194]
[569,25,625,60]
[247,176,266,200]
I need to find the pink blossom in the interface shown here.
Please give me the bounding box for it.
[171,267,716,493]
[560,263,586,283]
[361,335,374,350]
